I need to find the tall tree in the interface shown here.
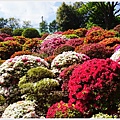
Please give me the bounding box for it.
[0,18,8,28]
[7,17,20,30]
[39,20,48,33]
[78,2,120,29]
[56,2,83,31]
[49,20,58,33]
[22,20,32,29]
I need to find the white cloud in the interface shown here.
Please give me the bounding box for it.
[0,1,59,28]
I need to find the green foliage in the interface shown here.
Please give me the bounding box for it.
[39,20,49,33]
[12,28,24,36]
[22,28,40,38]
[65,34,79,39]
[56,2,83,31]
[0,95,6,105]
[92,112,116,118]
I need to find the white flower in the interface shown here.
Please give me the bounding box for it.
[110,50,120,63]
[2,100,38,118]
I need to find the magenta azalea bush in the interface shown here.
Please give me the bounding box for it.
[68,58,120,117]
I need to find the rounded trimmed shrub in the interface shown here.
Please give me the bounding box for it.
[0,27,13,36]
[46,101,81,118]
[22,28,40,38]
[13,28,24,36]
[68,58,120,117]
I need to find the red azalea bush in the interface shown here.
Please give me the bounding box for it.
[99,37,120,52]
[0,40,22,59]
[10,50,32,58]
[46,101,81,118]
[75,43,112,59]
[41,33,49,40]
[36,37,67,56]
[66,38,84,47]
[53,44,75,56]
[74,28,87,37]
[68,58,120,117]
[59,64,78,92]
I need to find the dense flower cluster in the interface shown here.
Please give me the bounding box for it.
[75,43,111,59]
[0,36,4,42]
[2,100,39,118]
[0,33,10,39]
[46,101,81,118]
[4,37,15,41]
[0,55,49,104]
[62,29,75,35]
[66,38,84,47]
[68,58,120,117]
[65,34,79,39]
[38,37,68,56]
[51,51,90,74]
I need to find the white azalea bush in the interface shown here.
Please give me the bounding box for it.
[110,49,120,63]
[51,51,90,74]
[2,100,39,118]
[0,55,49,104]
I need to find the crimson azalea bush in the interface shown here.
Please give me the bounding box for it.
[66,38,84,47]
[75,43,112,59]
[0,36,4,42]
[4,37,15,41]
[68,58,120,117]
[46,101,81,118]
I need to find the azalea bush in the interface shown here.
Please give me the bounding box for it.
[75,43,112,59]
[0,33,10,39]
[53,44,75,56]
[10,50,32,58]
[4,37,15,41]
[66,38,84,47]
[36,37,67,56]
[0,36,4,42]
[62,29,75,35]
[74,28,87,37]
[0,55,49,104]
[51,51,90,75]
[99,37,120,52]
[0,40,22,59]
[68,58,120,117]
[44,55,56,65]
[23,38,42,51]
[113,24,120,34]
[46,101,81,118]
[2,100,39,118]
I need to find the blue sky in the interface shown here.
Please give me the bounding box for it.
[0,1,75,29]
